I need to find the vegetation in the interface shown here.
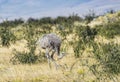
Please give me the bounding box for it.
[92,43,120,75]
[97,20,120,38]
[84,10,97,23]
[0,11,120,82]
[0,26,16,46]
[0,18,24,27]
[73,26,97,57]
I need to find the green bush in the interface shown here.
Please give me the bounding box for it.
[84,10,97,23]
[10,50,38,64]
[10,24,47,64]
[73,26,97,57]
[97,20,120,38]
[91,42,120,81]
[0,26,16,47]
[96,43,120,74]
[73,40,85,57]
[39,17,54,24]
[10,49,47,64]
[0,18,24,27]
[81,26,97,43]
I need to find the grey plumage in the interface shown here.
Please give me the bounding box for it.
[36,33,65,69]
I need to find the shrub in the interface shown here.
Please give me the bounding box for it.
[55,16,68,24]
[73,26,97,57]
[91,42,120,81]
[97,20,120,38]
[68,14,83,22]
[94,43,120,74]
[0,26,16,47]
[10,24,47,64]
[84,10,97,23]
[0,18,24,27]
[80,26,97,43]
[39,17,54,24]
[10,50,38,64]
[73,40,85,57]
[11,24,38,64]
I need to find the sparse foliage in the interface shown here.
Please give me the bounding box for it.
[0,26,16,47]
[73,26,97,57]
[0,10,120,82]
[97,20,120,38]
[10,50,38,64]
[84,10,97,23]
[87,42,120,81]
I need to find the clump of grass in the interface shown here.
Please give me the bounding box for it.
[10,50,38,64]
[11,78,23,82]
[91,42,120,81]
[0,26,16,47]
[73,26,97,57]
[10,24,47,64]
[30,77,43,82]
[93,43,120,74]
[97,20,120,38]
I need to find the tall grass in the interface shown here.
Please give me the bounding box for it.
[0,11,120,82]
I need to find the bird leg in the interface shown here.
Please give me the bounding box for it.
[50,50,59,69]
[45,49,51,68]
[46,48,59,69]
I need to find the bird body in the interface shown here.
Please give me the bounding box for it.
[39,33,61,50]
[36,33,64,69]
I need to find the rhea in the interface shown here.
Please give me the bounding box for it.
[36,33,65,68]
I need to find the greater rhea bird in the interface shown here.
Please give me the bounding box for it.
[36,33,65,68]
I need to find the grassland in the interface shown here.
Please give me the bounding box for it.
[0,11,120,82]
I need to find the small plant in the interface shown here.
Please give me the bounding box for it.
[10,50,38,64]
[73,40,85,57]
[97,20,120,38]
[73,26,97,57]
[84,10,97,23]
[91,42,120,81]
[0,26,16,47]
[10,24,48,64]
[0,18,24,27]
[81,26,97,43]
[10,49,46,64]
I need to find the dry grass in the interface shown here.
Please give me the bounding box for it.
[0,36,120,82]
[0,45,101,82]
[95,35,120,44]
[0,63,64,82]
[0,41,77,82]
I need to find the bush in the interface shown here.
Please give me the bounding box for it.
[0,18,24,27]
[94,43,120,74]
[91,42,120,81]
[73,40,85,57]
[39,17,54,24]
[73,26,97,57]
[10,49,47,64]
[10,50,38,64]
[80,26,97,43]
[0,26,16,47]
[97,20,120,38]
[84,10,97,23]
[10,24,47,64]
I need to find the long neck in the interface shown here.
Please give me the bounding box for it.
[58,52,65,59]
